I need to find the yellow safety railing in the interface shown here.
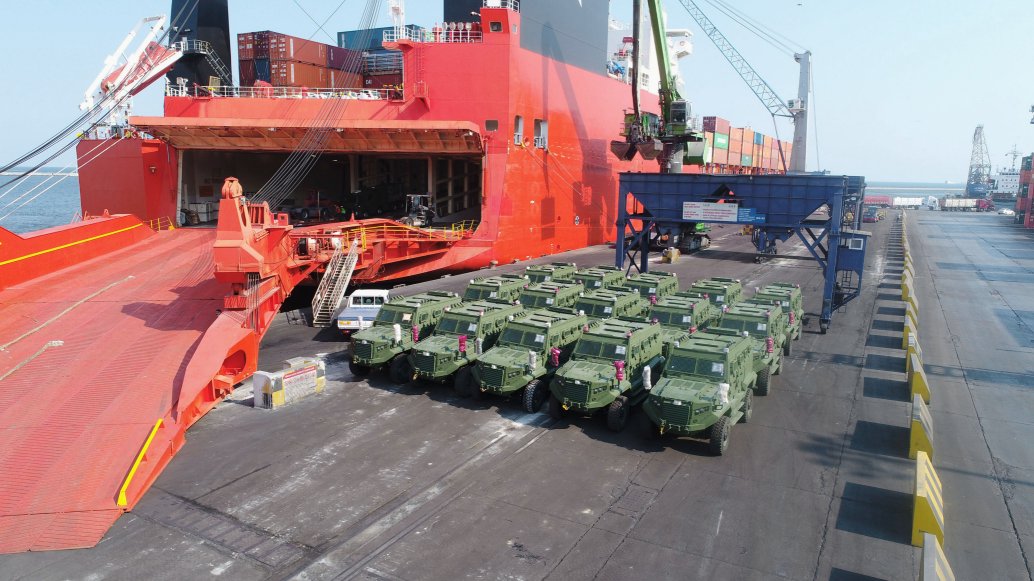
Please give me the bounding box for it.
[118,418,163,507]
[146,216,176,232]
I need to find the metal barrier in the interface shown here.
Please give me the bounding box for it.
[912,450,945,547]
[146,216,176,231]
[903,317,917,351]
[166,84,392,100]
[910,394,935,460]
[919,532,956,580]
[906,301,919,329]
[384,27,483,44]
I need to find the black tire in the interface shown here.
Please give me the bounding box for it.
[389,354,414,385]
[756,367,771,396]
[548,393,564,420]
[299,208,310,220]
[740,389,753,424]
[606,396,630,432]
[523,379,547,413]
[783,338,792,356]
[774,353,782,375]
[708,415,731,456]
[453,366,474,397]
[349,360,371,378]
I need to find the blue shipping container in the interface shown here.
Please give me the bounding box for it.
[337,25,424,51]
[254,58,271,82]
[753,132,764,145]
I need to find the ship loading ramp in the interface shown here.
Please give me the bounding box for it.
[616,173,867,332]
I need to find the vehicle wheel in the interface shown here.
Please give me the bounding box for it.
[389,354,414,385]
[740,390,753,423]
[708,416,731,456]
[299,208,310,220]
[349,360,371,378]
[774,353,783,375]
[783,338,792,356]
[606,396,630,432]
[523,379,547,413]
[453,366,474,397]
[756,367,771,396]
[548,394,565,420]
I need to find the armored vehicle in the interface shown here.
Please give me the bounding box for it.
[397,300,526,387]
[647,295,723,356]
[350,291,463,377]
[524,262,578,284]
[747,283,804,350]
[463,274,529,302]
[701,303,787,395]
[518,281,584,310]
[549,319,666,431]
[623,271,679,300]
[642,334,757,455]
[572,265,627,290]
[687,277,744,307]
[472,308,591,411]
[574,288,649,320]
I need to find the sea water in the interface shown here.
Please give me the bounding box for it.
[0,173,82,234]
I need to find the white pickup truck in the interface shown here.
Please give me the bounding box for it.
[336,289,390,334]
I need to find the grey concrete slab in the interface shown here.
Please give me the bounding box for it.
[1000,465,1034,539]
[545,528,624,581]
[632,469,830,580]
[943,520,1029,581]
[924,377,979,418]
[937,453,1014,531]
[595,537,784,581]
[984,420,1034,471]
[970,383,1034,426]
[928,410,994,465]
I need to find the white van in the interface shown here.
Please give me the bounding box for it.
[336,289,390,334]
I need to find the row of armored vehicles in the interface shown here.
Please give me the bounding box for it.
[349,263,805,454]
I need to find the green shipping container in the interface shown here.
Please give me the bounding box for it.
[740,154,753,166]
[713,133,729,150]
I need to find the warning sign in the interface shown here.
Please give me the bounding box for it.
[682,202,740,222]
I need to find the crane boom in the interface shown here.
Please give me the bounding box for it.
[677,0,810,173]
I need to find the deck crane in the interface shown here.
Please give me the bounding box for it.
[610,0,706,175]
[676,0,811,173]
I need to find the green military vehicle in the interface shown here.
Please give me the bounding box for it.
[647,295,723,357]
[747,283,804,351]
[396,299,526,387]
[463,274,529,302]
[623,271,680,300]
[574,288,649,320]
[642,333,757,455]
[572,265,627,290]
[525,262,578,284]
[518,281,584,310]
[700,303,787,396]
[472,308,591,411]
[549,319,666,431]
[686,277,744,307]
[350,291,463,377]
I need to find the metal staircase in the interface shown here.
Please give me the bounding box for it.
[173,39,232,86]
[311,238,360,327]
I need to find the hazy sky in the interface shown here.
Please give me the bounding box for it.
[1,0,1031,182]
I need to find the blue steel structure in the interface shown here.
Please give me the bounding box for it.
[616,173,867,332]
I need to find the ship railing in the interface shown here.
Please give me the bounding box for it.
[484,0,520,11]
[295,220,477,257]
[165,83,395,101]
[146,216,177,231]
[383,27,483,44]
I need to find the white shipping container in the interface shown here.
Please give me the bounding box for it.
[892,197,924,208]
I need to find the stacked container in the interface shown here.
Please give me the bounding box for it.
[238,31,363,88]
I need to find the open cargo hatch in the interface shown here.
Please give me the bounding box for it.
[130,117,484,154]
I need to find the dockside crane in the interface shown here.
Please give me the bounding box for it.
[966,125,992,197]
[677,0,810,173]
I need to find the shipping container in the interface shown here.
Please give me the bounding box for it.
[742,128,754,149]
[713,133,729,150]
[254,58,271,82]
[702,116,731,135]
[741,154,753,166]
[363,72,403,88]
[330,70,363,89]
[270,60,329,87]
[712,148,729,165]
[337,25,424,51]
[729,128,744,150]
[754,132,764,145]
[270,34,327,66]
[239,59,256,86]
[327,45,361,72]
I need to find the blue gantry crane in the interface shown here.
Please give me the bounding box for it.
[616,172,867,333]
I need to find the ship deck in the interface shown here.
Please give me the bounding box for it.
[0,228,222,552]
[2,213,1032,580]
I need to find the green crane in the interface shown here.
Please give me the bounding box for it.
[610,0,706,174]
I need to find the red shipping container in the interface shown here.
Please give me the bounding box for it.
[742,128,755,149]
[703,116,731,135]
[270,60,328,87]
[712,148,729,165]
[330,70,362,89]
[239,59,256,86]
[268,32,328,66]
[363,72,403,88]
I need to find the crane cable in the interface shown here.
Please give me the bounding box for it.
[699,0,792,57]
[708,0,804,55]
[252,0,381,210]
[0,0,199,181]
